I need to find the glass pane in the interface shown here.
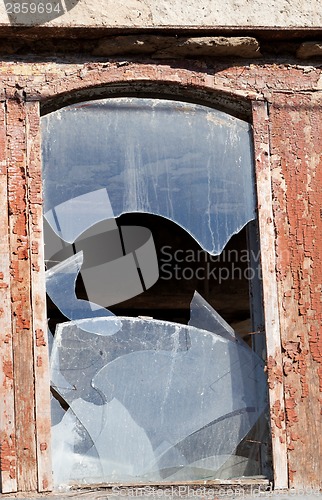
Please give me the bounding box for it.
[41,97,269,489]
[50,317,266,485]
[42,98,256,256]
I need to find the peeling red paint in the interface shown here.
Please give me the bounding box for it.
[266,355,283,389]
[271,400,285,430]
[0,436,16,479]
[309,325,322,391]
[3,360,13,380]
[282,337,309,400]
[35,329,46,347]
[268,90,322,487]
[6,98,38,492]
[0,270,9,289]
[284,385,298,425]
[31,241,39,254]
[32,262,40,272]
[12,213,27,237]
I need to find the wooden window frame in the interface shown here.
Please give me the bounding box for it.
[0,73,288,494]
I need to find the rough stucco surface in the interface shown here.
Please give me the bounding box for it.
[92,36,261,58]
[0,0,322,27]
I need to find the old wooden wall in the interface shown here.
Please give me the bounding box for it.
[0,56,321,491]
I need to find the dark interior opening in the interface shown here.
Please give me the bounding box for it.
[47,212,254,341]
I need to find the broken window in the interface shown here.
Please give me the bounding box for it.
[41,97,270,488]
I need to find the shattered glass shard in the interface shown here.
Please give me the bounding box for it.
[45,221,159,312]
[44,188,159,311]
[44,188,116,245]
[189,290,237,342]
[50,316,266,486]
[75,225,159,307]
[45,252,119,335]
[42,98,256,256]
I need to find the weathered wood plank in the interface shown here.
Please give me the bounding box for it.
[251,100,288,489]
[0,102,17,493]
[268,93,322,488]
[26,101,52,492]
[6,98,37,491]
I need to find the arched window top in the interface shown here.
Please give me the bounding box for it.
[42,97,255,255]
